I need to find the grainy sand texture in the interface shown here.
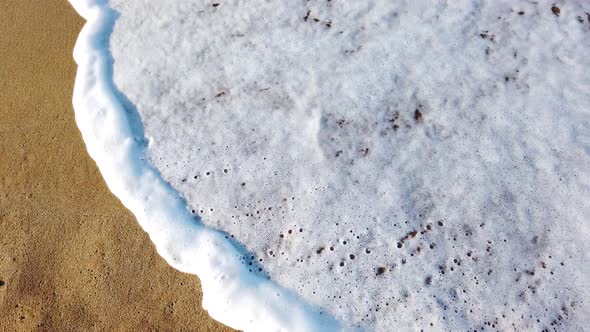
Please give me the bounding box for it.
[0,1,233,330]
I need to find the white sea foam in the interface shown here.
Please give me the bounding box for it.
[71,0,589,330]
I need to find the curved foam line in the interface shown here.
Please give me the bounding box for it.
[67,1,342,331]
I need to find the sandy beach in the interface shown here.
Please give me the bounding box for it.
[0,1,232,330]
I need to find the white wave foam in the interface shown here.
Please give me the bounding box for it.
[69,0,590,330]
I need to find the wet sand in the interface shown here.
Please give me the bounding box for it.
[0,1,233,330]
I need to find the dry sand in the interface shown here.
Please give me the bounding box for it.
[0,1,233,330]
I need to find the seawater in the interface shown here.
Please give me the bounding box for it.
[71,0,590,330]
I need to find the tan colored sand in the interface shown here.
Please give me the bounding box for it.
[0,1,234,330]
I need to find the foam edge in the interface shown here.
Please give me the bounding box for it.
[67,1,343,331]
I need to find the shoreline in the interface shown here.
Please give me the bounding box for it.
[0,1,232,330]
